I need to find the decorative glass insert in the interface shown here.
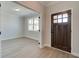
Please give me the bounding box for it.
[28,25,33,31]
[28,17,40,31]
[58,19,62,23]
[34,25,39,31]
[63,13,68,18]
[53,20,57,23]
[34,17,39,25]
[34,17,39,31]
[53,15,57,19]
[58,14,62,19]
[28,19,33,24]
[63,18,68,22]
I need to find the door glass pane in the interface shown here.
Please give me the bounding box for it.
[63,18,68,22]
[28,25,33,31]
[58,19,62,23]
[58,14,62,19]
[53,20,57,23]
[28,18,33,24]
[63,13,68,18]
[34,17,39,25]
[34,25,39,31]
[53,15,57,19]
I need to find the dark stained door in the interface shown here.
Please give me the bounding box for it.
[51,10,71,52]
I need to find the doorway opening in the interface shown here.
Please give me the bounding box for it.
[0,2,42,57]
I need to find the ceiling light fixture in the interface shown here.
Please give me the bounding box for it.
[14,8,20,11]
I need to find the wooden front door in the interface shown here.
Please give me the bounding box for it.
[51,10,71,52]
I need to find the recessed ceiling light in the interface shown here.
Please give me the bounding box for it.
[14,8,20,11]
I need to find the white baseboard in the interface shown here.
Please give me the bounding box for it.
[44,44,51,47]
[1,35,40,42]
[1,35,24,40]
[24,35,39,41]
[72,52,79,57]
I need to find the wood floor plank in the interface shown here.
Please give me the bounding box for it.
[1,37,77,58]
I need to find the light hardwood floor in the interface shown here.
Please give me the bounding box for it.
[1,37,77,58]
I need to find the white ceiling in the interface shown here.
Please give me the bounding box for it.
[0,1,60,17]
[1,1,39,17]
[39,1,60,7]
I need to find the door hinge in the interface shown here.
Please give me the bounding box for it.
[0,3,1,7]
[0,32,1,35]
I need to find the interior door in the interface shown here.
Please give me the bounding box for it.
[51,10,71,52]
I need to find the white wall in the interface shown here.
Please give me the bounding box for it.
[1,2,24,40]
[45,1,79,57]
[24,16,40,41]
[1,12,24,40]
